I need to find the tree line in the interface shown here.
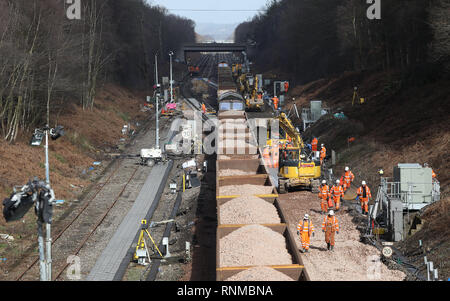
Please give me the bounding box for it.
[0,0,195,142]
[235,0,450,85]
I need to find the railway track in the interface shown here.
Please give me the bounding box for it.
[15,161,140,281]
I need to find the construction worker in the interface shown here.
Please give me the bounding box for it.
[297,214,315,253]
[202,103,206,114]
[356,181,372,215]
[330,180,344,211]
[320,144,326,165]
[322,209,339,251]
[272,96,279,110]
[311,137,318,152]
[284,82,289,93]
[318,180,330,214]
[424,163,437,180]
[340,166,355,193]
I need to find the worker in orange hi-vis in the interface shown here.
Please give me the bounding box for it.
[272,96,279,110]
[318,180,330,214]
[284,82,289,93]
[311,137,318,152]
[201,103,206,114]
[322,210,339,251]
[330,180,344,211]
[356,181,372,215]
[320,144,326,164]
[424,163,438,181]
[297,214,315,253]
[340,166,355,193]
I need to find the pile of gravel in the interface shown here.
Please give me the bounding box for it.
[225,267,294,281]
[219,155,259,160]
[219,184,274,196]
[219,225,292,267]
[220,196,280,224]
[219,169,256,177]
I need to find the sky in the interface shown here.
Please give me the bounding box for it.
[146,0,270,25]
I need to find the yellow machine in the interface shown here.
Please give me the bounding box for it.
[238,74,264,112]
[275,113,321,194]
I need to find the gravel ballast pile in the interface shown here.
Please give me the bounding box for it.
[219,169,256,177]
[219,184,274,196]
[225,267,294,281]
[220,196,280,224]
[219,225,292,267]
[219,155,259,160]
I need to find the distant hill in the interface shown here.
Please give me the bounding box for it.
[195,23,238,42]
[196,33,215,43]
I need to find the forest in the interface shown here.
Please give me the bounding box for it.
[235,0,450,84]
[0,0,195,142]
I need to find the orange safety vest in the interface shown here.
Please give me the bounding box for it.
[298,220,315,236]
[432,170,437,179]
[357,185,372,200]
[272,145,279,168]
[322,216,339,232]
[284,82,289,92]
[311,138,318,152]
[318,185,330,200]
[320,147,326,158]
[330,185,344,202]
[202,104,206,113]
[263,146,272,168]
[342,171,355,185]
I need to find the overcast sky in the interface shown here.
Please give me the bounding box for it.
[146,0,270,25]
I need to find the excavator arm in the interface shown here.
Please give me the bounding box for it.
[277,113,305,149]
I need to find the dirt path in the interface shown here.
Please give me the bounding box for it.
[279,191,406,281]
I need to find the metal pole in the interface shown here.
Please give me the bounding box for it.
[169,52,174,103]
[38,221,47,281]
[44,129,52,281]
[155,54,160,150]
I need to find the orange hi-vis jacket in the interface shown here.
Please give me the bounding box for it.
[322,216,339,232]
[297,220,315,236]
[341,171,355,186]
[318,185,330,200]
[330,185,344,202]
[311,138,318,152]
[432,170,437,179]
[357,185,372,201]
[320,146,326,159]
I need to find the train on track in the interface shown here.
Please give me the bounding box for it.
[214,59,309,281]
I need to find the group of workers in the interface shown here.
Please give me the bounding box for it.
[297,209,340,253]
[310,137,327,165]
[296,165,374,253]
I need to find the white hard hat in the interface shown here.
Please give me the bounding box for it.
[362,181,367,186]
[322,180,327,185]
[329,210,335,216]
[304,214,310,220]
[321,144,324,147]
[345,167,349,171]
[336,179,340,184]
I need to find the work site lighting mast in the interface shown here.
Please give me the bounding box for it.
[5,125,64,281]
[169,51,174,103]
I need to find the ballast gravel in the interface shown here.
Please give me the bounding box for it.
[219,184,274,196]
[219,169,256,177]
[225,267,294,281]
[220,196,280,224]
[219,225,292,267]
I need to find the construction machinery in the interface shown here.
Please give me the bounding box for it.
[238,73,265,112]
[274,113,321,194]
